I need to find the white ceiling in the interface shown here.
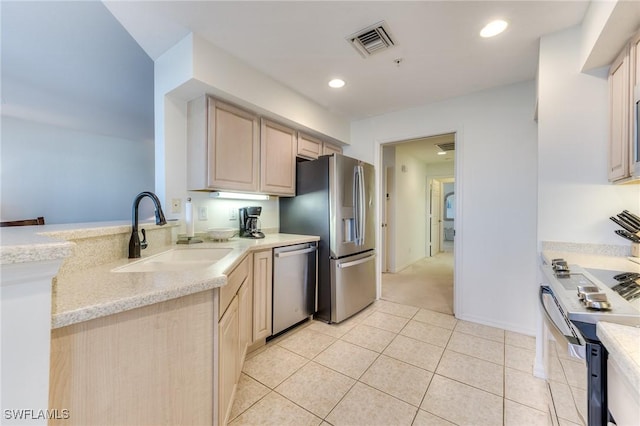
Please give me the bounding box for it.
[104,1,590,121]
[391,133,456,166]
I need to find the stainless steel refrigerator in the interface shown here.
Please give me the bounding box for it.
[280,154,376,323]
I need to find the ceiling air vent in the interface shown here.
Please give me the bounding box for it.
[436,142,456,152]
[347,21,395,58]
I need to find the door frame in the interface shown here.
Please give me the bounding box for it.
[381,166,394,273]
[376,130,462,316]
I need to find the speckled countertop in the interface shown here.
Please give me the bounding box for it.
[0,226,74,264]
[0,220,168,265]
[51,233,319,329]
[597,322,640,396]
[541,250,640,274]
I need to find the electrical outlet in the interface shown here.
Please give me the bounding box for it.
[171,198,181,214]
[229,208,238,221]
[198,206,208,221]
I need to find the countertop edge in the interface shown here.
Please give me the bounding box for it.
[51,234,319,329]
[596,321,640,397]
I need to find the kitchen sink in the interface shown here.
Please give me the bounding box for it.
[112,247,233,273]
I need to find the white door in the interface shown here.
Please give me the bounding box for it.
[429,179,442,256]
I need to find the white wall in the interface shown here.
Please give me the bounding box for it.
[1,117,155,223]
[186,193,279,235]
[1,2,155,224]
[349,81,539,334]
[393,145,428,271]
[538,26,640,248]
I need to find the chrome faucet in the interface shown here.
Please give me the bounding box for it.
[129,191,167,259]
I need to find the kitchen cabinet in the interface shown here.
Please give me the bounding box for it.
[188,96,260,192]
[218,254,252,425]
[218,295,239,426]
[260,119,297,196]
[237,276,253,372]
[252,249,273,341]
[609,46,630,181]
[297,132,323,159]
[49,290,215,426]
[608,27,640,183]
[297,132,344,160]
[323,142,343,156]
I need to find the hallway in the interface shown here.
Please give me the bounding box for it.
[381,252,454,315]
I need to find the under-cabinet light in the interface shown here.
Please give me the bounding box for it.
[209,191,270,201]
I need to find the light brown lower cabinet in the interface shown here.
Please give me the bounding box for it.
[218,296,239,426]
[49,252,268,426]
[252,250,272,341]
[49,290,215,426]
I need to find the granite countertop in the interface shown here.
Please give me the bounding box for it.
[0,220,166,265]
[541,250,640,274]
[597,322,640,396]
[52,233,319,329]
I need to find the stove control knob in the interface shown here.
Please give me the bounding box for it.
[577,285,600,300]
[583,292,611,310]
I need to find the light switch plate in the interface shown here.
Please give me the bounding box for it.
[229,208,238,220]
[198,206,208,221]
[171,198,181,214]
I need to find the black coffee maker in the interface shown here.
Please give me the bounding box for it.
[239,206,265,239]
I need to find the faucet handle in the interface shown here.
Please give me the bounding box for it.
[140,228,148,250]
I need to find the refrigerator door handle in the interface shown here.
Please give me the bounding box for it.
[353,166,360,245]
[353,165,365,246]
[358,165,366,246]
[337,253,376,269]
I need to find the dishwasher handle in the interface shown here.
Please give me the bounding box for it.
[274,246,317,258]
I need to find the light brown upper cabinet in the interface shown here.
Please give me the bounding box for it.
[297,132,323,160]
[609,46,630,182]
[188,96,260,192]
[608,28,640,183]
[323,142,343,156]
[260,119,297,196]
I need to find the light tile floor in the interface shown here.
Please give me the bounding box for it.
[229,300,583,426]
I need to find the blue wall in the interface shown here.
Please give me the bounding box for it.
[1,1,155,223]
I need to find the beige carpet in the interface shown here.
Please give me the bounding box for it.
[381,252,454,315]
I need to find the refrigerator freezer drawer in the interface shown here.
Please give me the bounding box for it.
[331,251,376,323]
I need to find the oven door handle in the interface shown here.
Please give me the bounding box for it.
[539,286,586,360]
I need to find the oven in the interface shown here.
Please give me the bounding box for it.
[538,258,640,426]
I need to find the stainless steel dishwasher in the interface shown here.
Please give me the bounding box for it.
[272,242,318,335]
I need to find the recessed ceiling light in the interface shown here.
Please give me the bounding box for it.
[480,20,508,38]
[437,151,447,156]
[328,78,345,88]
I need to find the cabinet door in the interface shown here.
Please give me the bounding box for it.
[49,291,214,426]
[260,119,297,196]
[632,30,640,89]
[218,295,239,426]
[323,142,343,156]
[209,98,260,191]
[253,249,273,341]
[238,278,253,377]
[609,46,630,181]
[297,132,322,160]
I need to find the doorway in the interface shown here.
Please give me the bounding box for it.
[380,133,456,315]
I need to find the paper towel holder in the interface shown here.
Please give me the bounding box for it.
[177,197,203,245]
